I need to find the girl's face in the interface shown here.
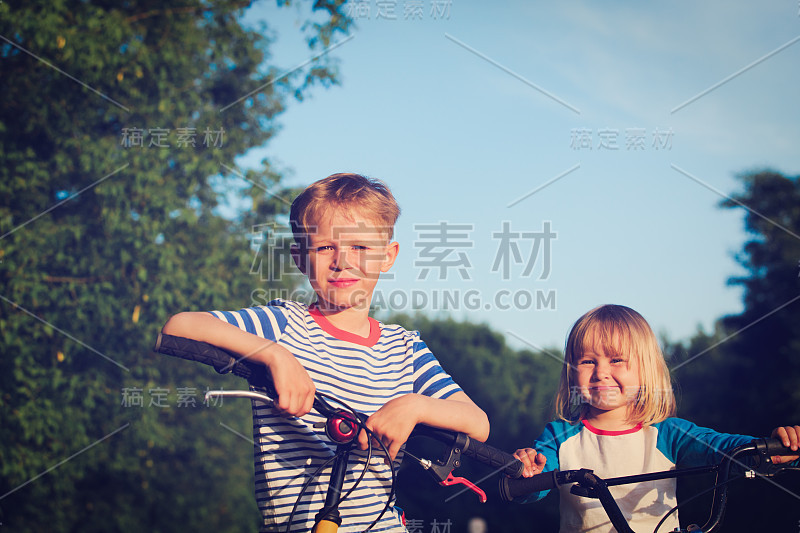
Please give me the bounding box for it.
[574,332,641,421]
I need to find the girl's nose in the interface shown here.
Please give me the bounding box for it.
[592,361,611,380]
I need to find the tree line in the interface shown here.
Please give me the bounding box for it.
[1,1,798,531]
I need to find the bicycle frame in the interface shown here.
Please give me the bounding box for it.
[155,333,524,533]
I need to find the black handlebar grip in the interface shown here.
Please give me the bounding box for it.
[462,438,525,478]
[757,437,796,457]
[154,333,238,374]
[154,333,274,391]
[499,470,558,502]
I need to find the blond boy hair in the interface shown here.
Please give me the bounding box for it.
[289,173,401,246]
[555,304,676,426]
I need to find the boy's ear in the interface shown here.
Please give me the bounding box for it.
[380,241,400,273]
[290,243,307,274]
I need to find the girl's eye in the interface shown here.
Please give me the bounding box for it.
[578,359,595,366]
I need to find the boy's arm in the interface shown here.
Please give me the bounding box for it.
[162,312,316,416]
[357,391,490,460]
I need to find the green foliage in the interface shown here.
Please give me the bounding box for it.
[665,169,800,532]
[0,1,349,531]
[3,1,797,531]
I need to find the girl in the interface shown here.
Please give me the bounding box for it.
[514,304,799,532]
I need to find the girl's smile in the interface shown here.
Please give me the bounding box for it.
[575,333,641,429]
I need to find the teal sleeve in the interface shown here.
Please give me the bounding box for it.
[515,420,577,504]
[655,418,756,467]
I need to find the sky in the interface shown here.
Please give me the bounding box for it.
[236,0,800,350]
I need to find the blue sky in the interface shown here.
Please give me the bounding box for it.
[237,0,800,349]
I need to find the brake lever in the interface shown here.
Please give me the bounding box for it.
[441,472,487,503]
[404,433,488,503]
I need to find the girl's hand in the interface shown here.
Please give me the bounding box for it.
[770,425,800,464]
[358,395,421,461]
[514,448,547,478]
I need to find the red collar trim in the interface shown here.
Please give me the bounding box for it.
[582,419,643,436]
[309,305,381,347]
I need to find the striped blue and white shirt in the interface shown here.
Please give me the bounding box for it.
[210,299,462,532]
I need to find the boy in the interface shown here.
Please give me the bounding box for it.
[162,173,490,532]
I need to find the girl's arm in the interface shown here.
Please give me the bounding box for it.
[514,448,548,478]
[162,311,316,416]
[509,422,564,503]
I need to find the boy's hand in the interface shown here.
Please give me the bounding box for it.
[770,425,800,464]
[514,448,547,478]
[358,395,421,461]
[162,312,316,417]
[265,344,315,417]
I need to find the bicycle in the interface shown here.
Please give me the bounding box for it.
[154,332,524,533]
[499,436,800,533]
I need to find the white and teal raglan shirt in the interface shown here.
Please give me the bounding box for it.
[210,299,463,533]
[517,418,756,533]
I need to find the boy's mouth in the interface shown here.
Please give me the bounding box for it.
[328,278,359,287]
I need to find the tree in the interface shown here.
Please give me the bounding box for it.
[666,169,800,532]
[0,1,350,530]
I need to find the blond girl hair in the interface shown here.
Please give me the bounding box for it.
[554,305,676,426]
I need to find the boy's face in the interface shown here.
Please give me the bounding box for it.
[292,208,398,313]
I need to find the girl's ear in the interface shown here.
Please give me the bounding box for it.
[291,243,307,275]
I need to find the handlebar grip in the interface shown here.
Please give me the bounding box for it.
[463,438,525,478]
[756,437,796,457]
[154,332,237,373]
[154,333,274,390]
[499,470,558,502]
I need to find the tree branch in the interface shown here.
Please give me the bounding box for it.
[124,2,252,24]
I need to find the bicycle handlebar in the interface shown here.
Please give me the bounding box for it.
[154,331,270,385]
[154,332,524,478]
[499,469,559,500]
[499,437,797,533]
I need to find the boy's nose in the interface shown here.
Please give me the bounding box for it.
[331,249,352,270]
